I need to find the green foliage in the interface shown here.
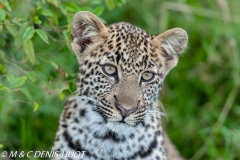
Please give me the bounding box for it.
[7,75,27,89]
[0,0,239,160]
[0,0,125,154]
[23,39,35,64]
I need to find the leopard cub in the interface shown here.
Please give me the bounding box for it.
[52,11,188,160]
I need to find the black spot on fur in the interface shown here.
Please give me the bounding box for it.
[63,130,76,149]
[130,133,135,139]
[88,100,95,106]
[79,129,83,134]
[74,118,79,123]
[61,124,68,128]
[116,52,121,64]
[93,130,126,142]
[80,109,86,117]
[138,135,144,141]
[88,62,92,68]
[73,104,78,108]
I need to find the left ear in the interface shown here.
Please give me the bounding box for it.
[153,28,188,75]
[70,11,108,58]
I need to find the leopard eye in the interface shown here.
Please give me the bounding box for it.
[102,64,117,77]
[141,71,155,82]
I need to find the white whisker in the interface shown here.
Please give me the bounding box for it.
[146,111,167,117]
[146,108,167,116]
[157,100,166,113]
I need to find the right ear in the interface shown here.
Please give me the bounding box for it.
[71,11,108,57]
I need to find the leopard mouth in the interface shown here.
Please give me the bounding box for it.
[119,118,126,124]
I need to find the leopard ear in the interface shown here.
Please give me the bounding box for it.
[71,11,108,56]
[153,28,188,75]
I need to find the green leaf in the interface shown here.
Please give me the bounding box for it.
[116,0,127,7]
[64,2,80,12]
[68,82,76,93]
[23,39,35,64]
[2,0,11,11]
[89,0,102,5]
[0,50,5,58]
[0,35,5,47]
[117,0,127,3]
[7,75,27,89]
[36,1,43,10]
[50,61,58,69]
[33,102,40,112]
[26,72,36,82]
[0,64,6,74]
[35,71,48,82]
[63,89,71,96]
[59,5,67,15]
[21,88,33,102]
[0,144,3,148]
[37,8,53,17]
[35,29,49,44]
[23,27,35,41]
[4,20,17,37]
[0,82,9,91]
[63,29,69,41]
[105,0,115,10]
[0,9,6,21]
[0,24,2,32]
[47,0,58,7]
[59,92,64,100]
[32,16,42,25]
[15,22,29,49]
[59,89,71,100]
[94,6,104,16]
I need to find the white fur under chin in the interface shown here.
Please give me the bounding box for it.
[106,121,134,133]
[53,95,167,160]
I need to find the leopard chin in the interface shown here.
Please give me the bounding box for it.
[106,121,134,133]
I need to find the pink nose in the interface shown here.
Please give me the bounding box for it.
[114,95,139,117]
[116,104,138,117]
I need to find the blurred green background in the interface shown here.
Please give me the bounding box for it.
[0,0,240,159]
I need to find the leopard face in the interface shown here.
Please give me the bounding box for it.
[70,11,188,132]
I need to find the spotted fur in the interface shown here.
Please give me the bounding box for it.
[52,11,188,160]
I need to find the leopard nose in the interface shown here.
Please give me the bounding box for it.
[116,104,138,117]
[114,95,139,117]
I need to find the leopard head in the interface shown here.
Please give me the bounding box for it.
[70,11,188,131]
